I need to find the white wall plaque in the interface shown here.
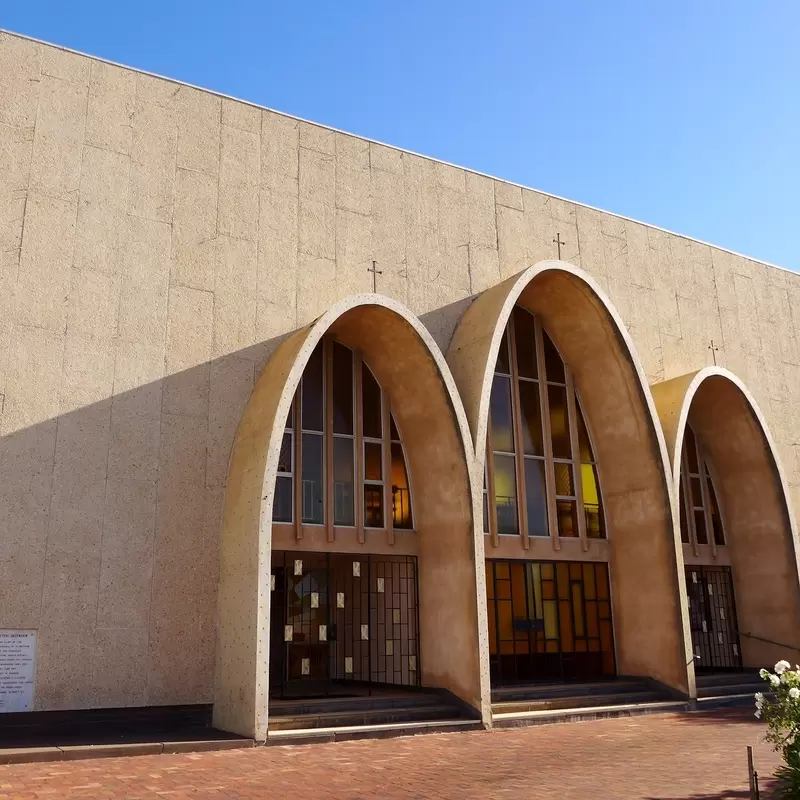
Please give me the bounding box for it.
[0,630,36,713]
[301,658,310,675]
[377,577,385,593]
[386,639,393,656]
[294,560,303,576]
[310,592,319,608]
[360,624,369,640]
[319,625,327,641]
[353,561,361,577]
[337,592,345,608]
[344,656,353,674]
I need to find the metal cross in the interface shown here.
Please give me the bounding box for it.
[367,261,383,292]
[708,339,720,366]
[553,233,565,259]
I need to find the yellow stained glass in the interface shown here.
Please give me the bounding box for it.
[581,463,598,506]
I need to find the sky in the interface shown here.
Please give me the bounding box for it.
[3,1,799,270]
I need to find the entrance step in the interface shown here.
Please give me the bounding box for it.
[493,700,689,727]
[491,678,686,726]
[268,689,476,738]
[695,671,765,707]
[267,718,481,746]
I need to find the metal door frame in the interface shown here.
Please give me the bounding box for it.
[270,551,421,699]
[685,565,742,671]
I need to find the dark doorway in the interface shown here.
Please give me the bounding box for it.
[269,551,421,699]
[486,559,616,685]
[685,565,742,671]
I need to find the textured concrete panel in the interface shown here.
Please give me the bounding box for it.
[129,95,176,223]
[0,33,41,127]
[176,86,221,176]
[14,193,77,333]
[218,123,259,240]
[214,236,257,357]
[163,286,213,417]
[96,477,157,631]
[86,61,136,155]
[171,167,218,291]
[92,627,149,707]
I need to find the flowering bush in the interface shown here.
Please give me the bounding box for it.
[757,661,800,797]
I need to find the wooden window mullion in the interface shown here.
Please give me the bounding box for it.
[535,317,560,551]
[566,369,588,550]
[383,392,394,546]
[355,351,365,543]
[697,442,717,558]
[486,418,499,548]
[680,447,699,556]
[325,340,334,542]
[294,388,302,541]
[508,318,529,550]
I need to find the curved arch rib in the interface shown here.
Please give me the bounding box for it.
[447,260,692,697]
[651,367,800,672]
[214,295,490,739]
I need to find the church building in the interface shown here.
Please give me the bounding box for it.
[1,30,799,744]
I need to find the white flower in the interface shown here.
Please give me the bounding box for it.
[755,710,761,719]
[760,668,770,679]
[770,674,781,688]
[790,688,800,700]
[775,660,791,675]
[782,672,792,683]
[755,692,765,709]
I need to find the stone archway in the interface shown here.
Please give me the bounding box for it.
[652,367,800,674]
[213,295,489,739]
[447,260,691,696]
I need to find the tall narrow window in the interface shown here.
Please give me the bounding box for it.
[390,412,413,530]
[274,403,294,523]
[680,425,726,548]
[486,307,605,545]
[332,342,355,526]
[362,364,384,528]
[490,330,518,535]
[301,342,325,524]
[272,338,414,535]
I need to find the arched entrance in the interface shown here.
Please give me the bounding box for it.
[214,295,488,740]
[448,261,689,700]
[268,335,420,698]
[482,306,614,684]
[652,367,800,683]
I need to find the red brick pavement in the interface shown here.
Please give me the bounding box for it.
[0,710,782,799]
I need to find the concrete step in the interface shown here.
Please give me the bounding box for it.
[695,671,762,689]
[493,700,690,728]
[269,692,441,718]
[269,702,462,731]
[492,690,666,715]
[266,718,482,746]
[696,682,763,699]
[491,679,647,703]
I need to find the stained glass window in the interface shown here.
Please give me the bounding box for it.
[273,338,414,533]
[680,425,726,549]
[486,307,606,543]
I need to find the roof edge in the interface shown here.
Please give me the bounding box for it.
[2,27,795,279]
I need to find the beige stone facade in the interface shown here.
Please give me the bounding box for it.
[1,31,798,734]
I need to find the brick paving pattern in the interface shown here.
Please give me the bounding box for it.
[0,710,782,799]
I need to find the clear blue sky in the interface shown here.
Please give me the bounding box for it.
[4,1,798,270]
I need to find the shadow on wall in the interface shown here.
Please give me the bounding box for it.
[418,296,476,353]
[0,333,290,712]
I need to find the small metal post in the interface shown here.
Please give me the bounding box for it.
[747,746,760,800]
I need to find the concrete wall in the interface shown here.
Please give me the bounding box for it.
[1,31,799,712]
